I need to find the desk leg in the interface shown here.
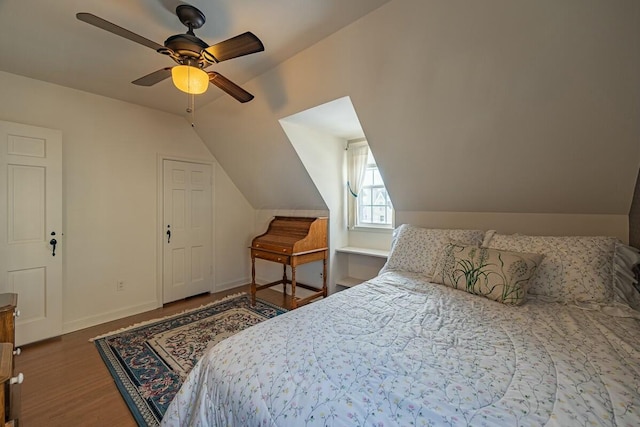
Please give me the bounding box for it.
[322,255,327,297]
[251,256,256,306]
[282,264,287,294]
[291,266,297,309]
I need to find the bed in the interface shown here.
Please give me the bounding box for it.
[161,225,640,426]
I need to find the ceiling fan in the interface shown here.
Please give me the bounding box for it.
[76,4,264,103]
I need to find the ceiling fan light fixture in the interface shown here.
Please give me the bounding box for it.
[171,65,209,95]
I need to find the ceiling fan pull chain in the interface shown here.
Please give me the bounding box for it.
[188,93,196,127]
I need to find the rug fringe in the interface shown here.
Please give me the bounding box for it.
[89,292,247,342]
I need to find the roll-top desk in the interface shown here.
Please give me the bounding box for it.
[250,216,328,309]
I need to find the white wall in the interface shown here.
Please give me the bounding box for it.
[280,121,347,293]
[0,71,255,333]
[213,166,256,291]
[397,211,629,243]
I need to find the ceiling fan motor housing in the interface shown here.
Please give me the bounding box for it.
[161,5,210,66]
[164,33,208,60]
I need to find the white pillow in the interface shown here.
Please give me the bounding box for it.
[484,232,617,303]
[379,224,485,277]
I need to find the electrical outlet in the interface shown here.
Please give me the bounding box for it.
[116,280,125,292]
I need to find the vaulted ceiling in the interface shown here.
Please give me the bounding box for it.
[189,0,640,214]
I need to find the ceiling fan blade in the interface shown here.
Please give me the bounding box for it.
[132,68,173,86]
[76,13,164,51]
[203,32,264,63]
[208,72,254,103]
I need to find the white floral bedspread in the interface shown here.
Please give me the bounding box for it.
[161,272,640,426]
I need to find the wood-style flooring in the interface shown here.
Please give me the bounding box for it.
[15,285,293,427]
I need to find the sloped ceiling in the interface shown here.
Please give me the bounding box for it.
[282,97,365,141]
[1,1,638,215]
[192,0,640,214]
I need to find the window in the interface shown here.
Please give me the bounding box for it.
[358,150,393,226]
[347,141,393,229]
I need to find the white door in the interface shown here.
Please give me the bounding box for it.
[163,160,213,303]
[0,120,63,346]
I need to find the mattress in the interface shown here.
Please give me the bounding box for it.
[161,271,640,426]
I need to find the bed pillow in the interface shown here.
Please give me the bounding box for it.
[484,232,617,303]
[612,242,640,310]
[379,224,485,277]
[431,242,542,305]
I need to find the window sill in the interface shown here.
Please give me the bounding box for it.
[335,246,389,258]
[351,226,394,234]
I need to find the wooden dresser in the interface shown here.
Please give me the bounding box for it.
[0,294,20,426]
[250,216,328,309]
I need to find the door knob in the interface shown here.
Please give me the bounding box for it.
[50,231,57,256]
[166,225,171,244]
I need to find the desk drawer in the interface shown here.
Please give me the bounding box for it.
[252,250,290,264]
[252,242,292,254]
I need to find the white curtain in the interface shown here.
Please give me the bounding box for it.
[347,141,369,229]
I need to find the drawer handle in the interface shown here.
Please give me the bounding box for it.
[10,373,24,385]
[13,348,21,356]
[277,257,282,262]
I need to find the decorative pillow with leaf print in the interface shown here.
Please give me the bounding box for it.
[432,243,543,305]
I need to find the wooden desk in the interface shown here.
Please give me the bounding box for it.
[250,217,328,309]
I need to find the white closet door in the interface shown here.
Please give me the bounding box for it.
[0,120,63,345]
[163,160,213,303]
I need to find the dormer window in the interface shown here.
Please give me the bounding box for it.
[347,140,393,229]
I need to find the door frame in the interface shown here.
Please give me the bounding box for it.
[156,154,216,307]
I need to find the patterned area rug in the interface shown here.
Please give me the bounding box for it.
[93,293,287,426]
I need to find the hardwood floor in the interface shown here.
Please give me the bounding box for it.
[15,285,293,427]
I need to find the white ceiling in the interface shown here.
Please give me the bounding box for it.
[280,96,365,140]
[0,0,388,116]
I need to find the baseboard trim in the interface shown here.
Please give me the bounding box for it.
[214,277,249,293]
[62,300,159,335]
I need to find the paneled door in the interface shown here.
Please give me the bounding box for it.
[0,120,63,346]
[163,160,213,303]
